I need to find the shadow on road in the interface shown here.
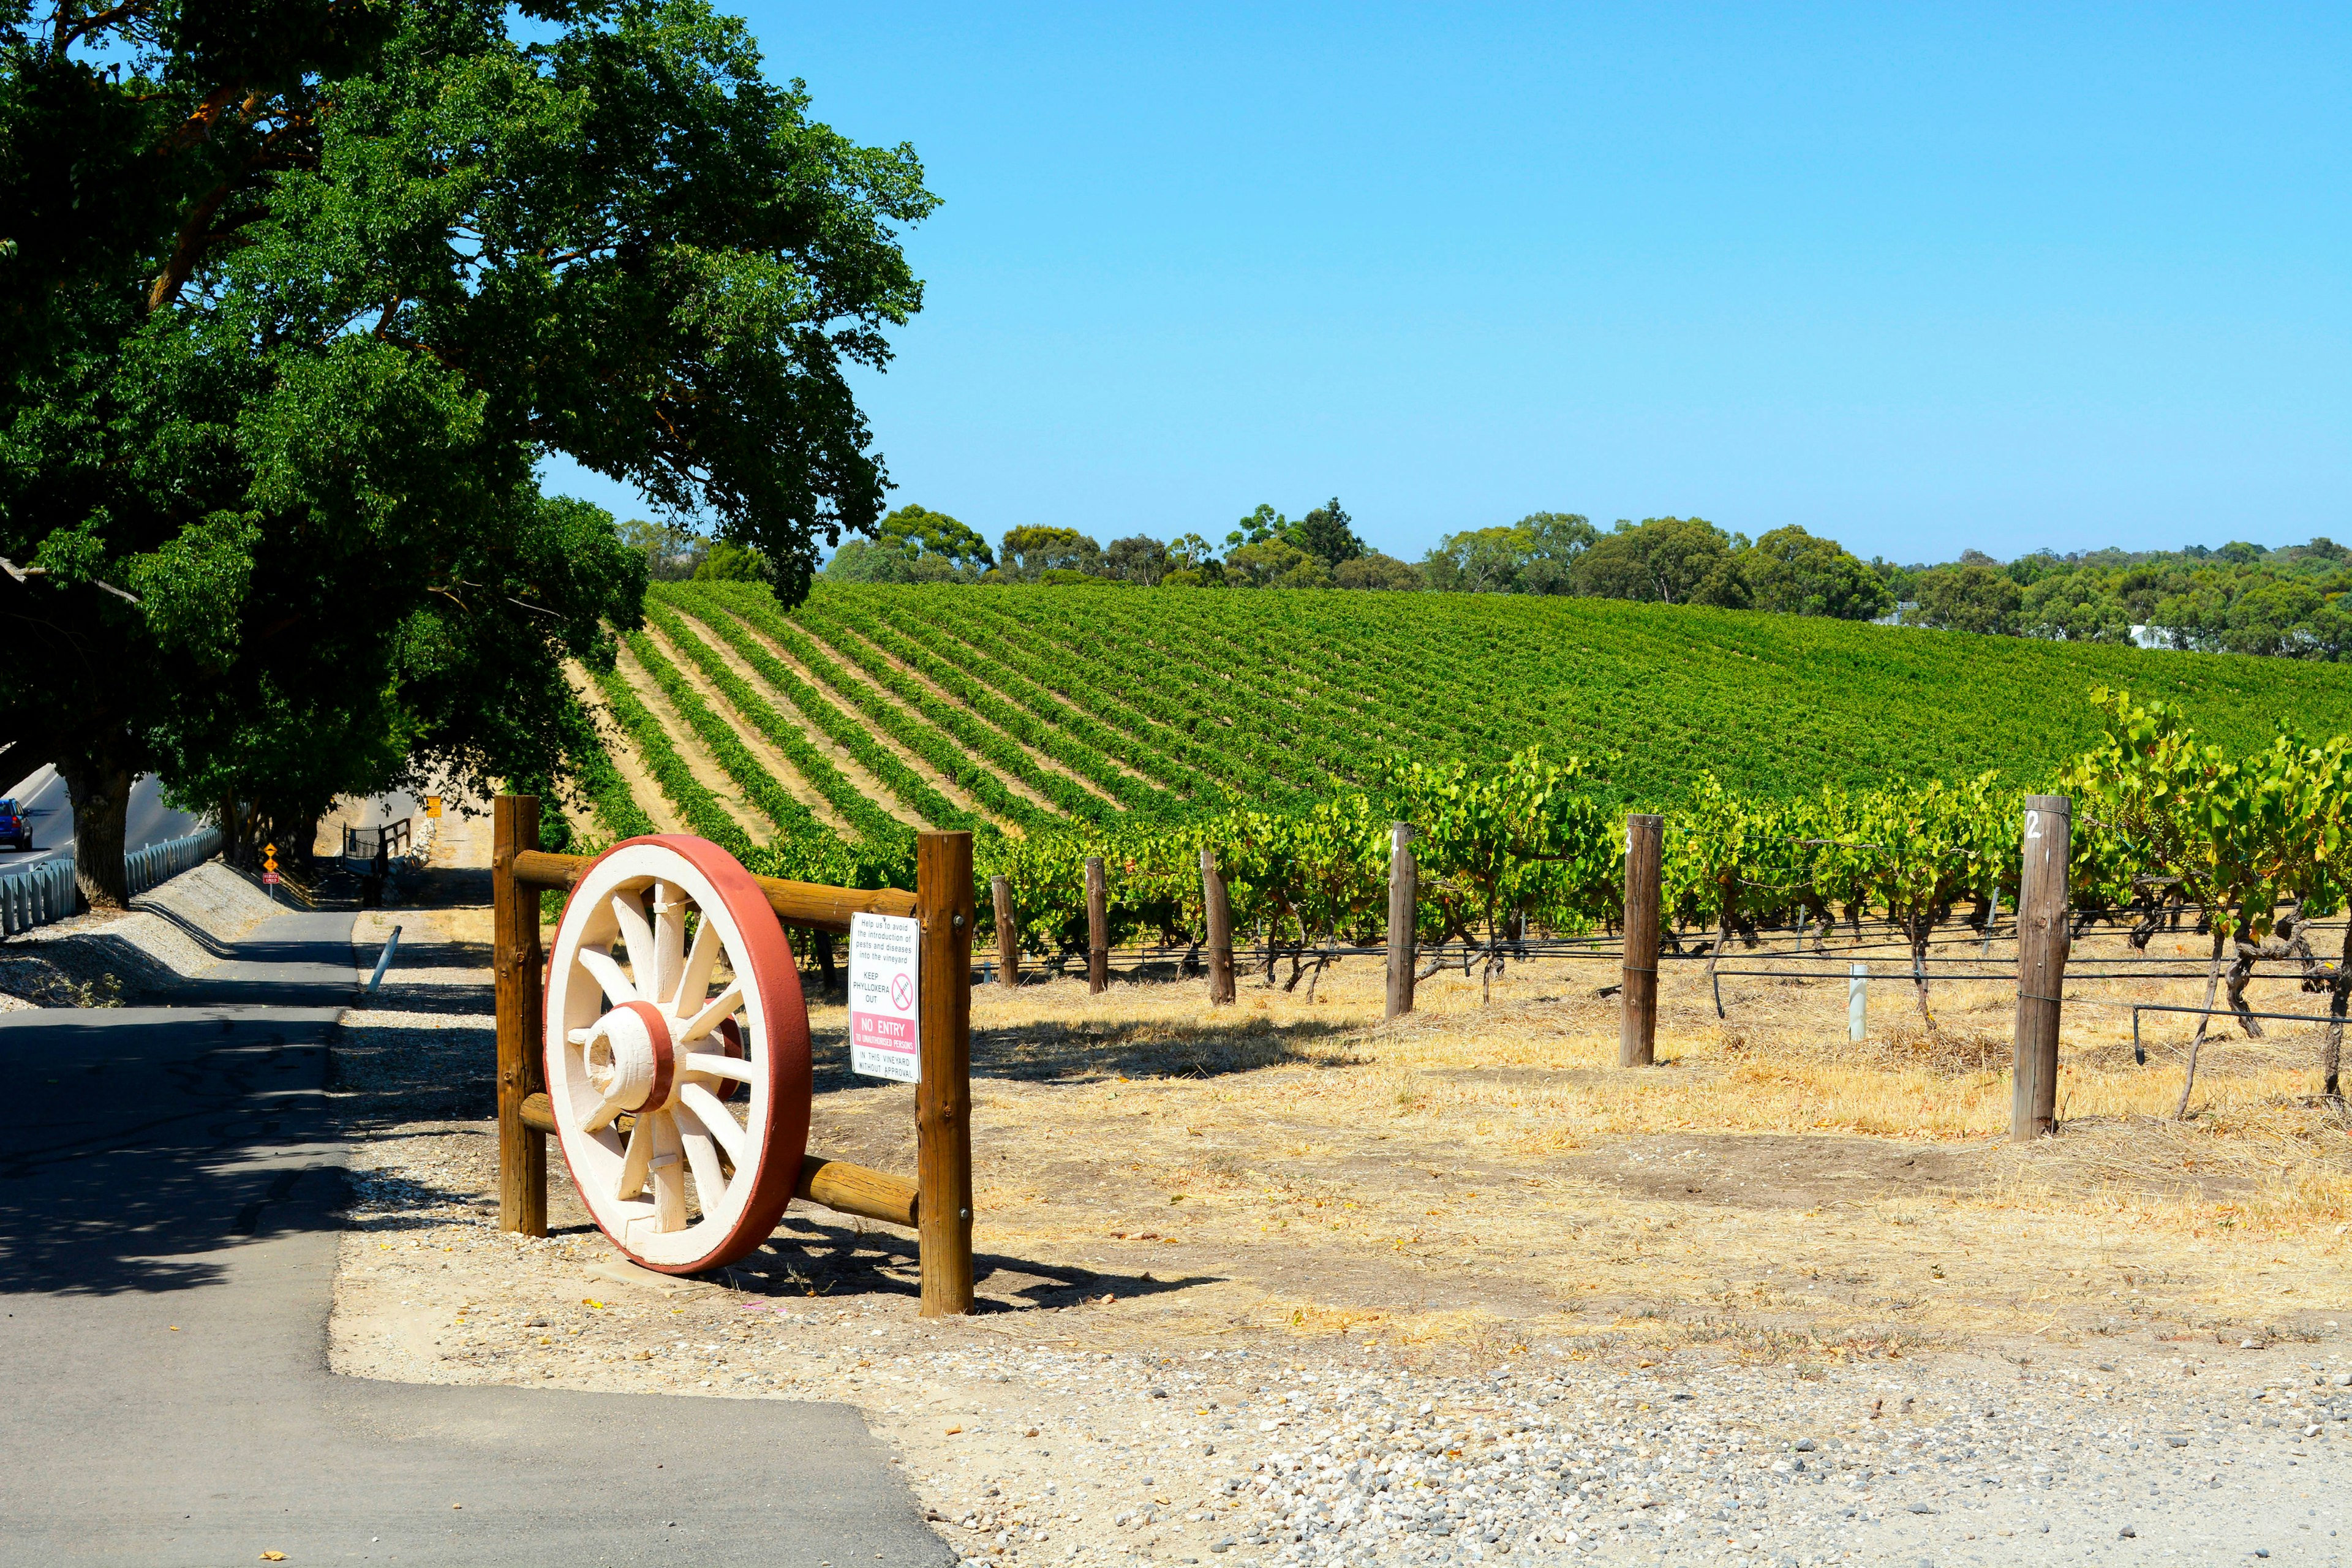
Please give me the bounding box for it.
[0,1009,344,1297]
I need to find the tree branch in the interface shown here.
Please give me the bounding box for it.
[51,0,147,56]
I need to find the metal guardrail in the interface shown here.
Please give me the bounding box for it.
[0,856,76,935]
[0,825,226,936]
[126,826,223,898]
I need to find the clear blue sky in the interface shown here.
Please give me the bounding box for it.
[543,2,2350,566]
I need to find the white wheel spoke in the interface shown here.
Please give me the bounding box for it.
[679,1082,747,1166]
[543,839,801,1273]
[614,1115,652,1200]
[649,1112,688,1231]
[674,916,720,1013]
[578,946,636,1005]
[680,1125,728,1215]
[609,890,657,992]
[651,880,686,1009]
[677,982,743,1043]
[681,1050,758,1085]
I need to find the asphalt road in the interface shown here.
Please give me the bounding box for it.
[0,764,202,867]
[0,907,951,1566]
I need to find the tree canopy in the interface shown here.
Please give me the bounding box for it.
[0,0,935,902]
[823,503,992,582]
[1292,498,1363,567]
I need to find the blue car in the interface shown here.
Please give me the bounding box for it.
[0,799,29,852]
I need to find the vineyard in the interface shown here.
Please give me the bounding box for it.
[552,582,2352,1067]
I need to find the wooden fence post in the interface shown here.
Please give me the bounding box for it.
[492,796,547,1235]
[1385,822,1417,1020]
[989,873,1019,990]
[1619,813,1663,1068]
[2010,794,2072,1140]
[916,831,976,1317]
[1085,855,1109,995]
[1201,846,1236,1005]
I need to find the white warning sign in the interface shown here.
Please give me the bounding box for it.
[848,911,921,1082]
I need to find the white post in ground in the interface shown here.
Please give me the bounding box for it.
[1849,962,1869,1042]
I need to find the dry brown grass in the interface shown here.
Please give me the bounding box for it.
[785,925,2349,1371]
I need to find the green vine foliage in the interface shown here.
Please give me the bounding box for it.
[567,586,2352,984]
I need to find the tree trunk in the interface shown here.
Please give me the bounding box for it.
[815,929,839,999]
[1910,908,1936,1025]
[1703,903,1735,981]
[1304,928,1338,1003]
[2174,927,2228,1119]
[56,753,133,911]
[289,810,323,871]
[2323,919,2348,1104]
[2223,942,2264,1038]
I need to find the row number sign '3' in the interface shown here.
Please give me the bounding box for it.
[848,911,921,1082]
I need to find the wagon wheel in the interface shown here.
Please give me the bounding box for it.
[542,835,811,1274]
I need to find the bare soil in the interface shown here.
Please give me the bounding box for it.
[640,619,859,836]
[562,662,685,835]
[796,611,1124,808]
[662,611,933,829]
[325,838,2352,1564]
[0,861,281,1006]
[687,601,1012,830]
[611,641,775,843]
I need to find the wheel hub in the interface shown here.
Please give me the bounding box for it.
[581,999,676,1117]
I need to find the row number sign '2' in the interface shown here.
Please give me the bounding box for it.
[848,911,921,1082]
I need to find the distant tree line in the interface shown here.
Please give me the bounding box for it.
[616,501,2352,662]
[791,502,1893,619]
[1885,540,2352,658]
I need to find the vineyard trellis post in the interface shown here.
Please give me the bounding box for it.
[2010,794,2073,1140]
[1386,821,1417,1020]
[989,874,1020,990]
[492,796,548,1236]
[1201,846,1236,1005]
[1620,813,1663,1068]
[1085,856,1109,995]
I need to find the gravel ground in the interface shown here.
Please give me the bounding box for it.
[330,1122,2350,1568]
[324,815,2350,1566]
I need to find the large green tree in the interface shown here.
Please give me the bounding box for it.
[1572,517,1747,606]
[0,0,934,903]
[1904,564,2022,636]
[1739,525,1891,620]
[1291,497,1362,568]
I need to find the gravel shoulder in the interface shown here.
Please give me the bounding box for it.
[324,829,2349,1566]
[0,859,282,1006]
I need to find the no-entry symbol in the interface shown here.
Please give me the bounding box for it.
[848,911,921,1084]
